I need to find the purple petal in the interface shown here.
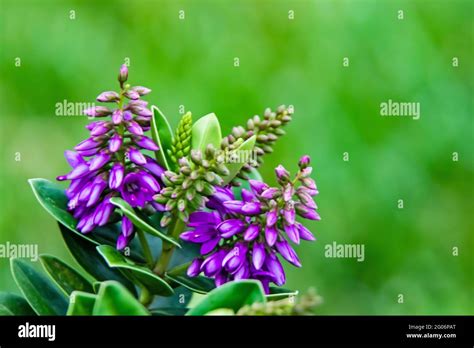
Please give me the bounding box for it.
[265,253,286,286]
[252,242,266,270]
[275,240,301,267]
[249,180,268,194]
[296,223,316,241]
[112,109,123,124]
[200,237,220,254]
[96,91,119,102]
[128,147,147,165]
[109,133,123,153]
[134,136,159,151]
[284,223,300,244]
[283,207,295,225]
[127,120,144,136]
[240,202,261,215]
[75,138,99,151]
[187,258,203,277]
[243,224,260,241]
[122,216,134,237]
[265,225,278,246]
[266,209,278,226]
[222,200,244,213]
[109,163,125,189]
[88,152,111,171]
[217,219,246,238]
[64,150,83,168]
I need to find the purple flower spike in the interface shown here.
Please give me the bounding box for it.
[187,258,203,277]
[108,134,122,153]
[134,136,159,151]
[128,147,147,165]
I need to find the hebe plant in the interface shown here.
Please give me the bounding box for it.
[0,66,321,316]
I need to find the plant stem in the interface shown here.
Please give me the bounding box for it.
[139,285,153,307]
[153,218,185,276]
[136,228,154,268]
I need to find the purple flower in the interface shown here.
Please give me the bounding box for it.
[57,65,160,249]
[180,155,320,292]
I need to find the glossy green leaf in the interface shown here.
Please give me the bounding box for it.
[59,223,137,296]
[39,255,93,296]
[221,135,257,185]
[205,308,235,315]
[29,178,144,262]
[92,282,101,293]
[165,273,215,295]
[151,105,173,170]
[109,197,180,247]
[0,292,36,316]
[97,245,174,296]
[67,291,97,315]
[191,113,222,153]
[186,280,266,316]
[93,281,149,316]
[10,258,68,315]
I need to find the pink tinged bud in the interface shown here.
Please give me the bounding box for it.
[96,91,120,102]
[252,242,266,270]
[64,150,83,168]
[112,109,123,124]
[123,110,133,121]
[132,86,151,96]
[89,152,111,171]
[66,163,90,180]
[83,106,112,117]
[122,216,134,237]
[75,138,99,151]
[118,64,128,83]
[300,167,313,178]
[129,105,152,117]
[223,200,244,213]
[187,258,203,277]
[128,147,147,165]
[282,183,294,201]
[296,223,316,241]
[78,182,93,202]
[76,147,100,157]
[275,240,301,267]
[86,121,103,131]
[116,234,131,250]
[249,179,268,194]
[283,207,295,225]
[143,156,165,178]
[125,89,140,100]
[127,99,148,108]
[90,122,110,136]
[109,133,123,153]
[240,202,262,215]
[134,135,159,151]
[284,223,300,244]
[295,203,321,221]
[298,155,311,168]
[86,177,107,207]
[266,209,278,226]
[243,223,260,241]
[109,163,125,189]
[261,187,280,200]
[140,172,161,192]
[127,120,144,136]
[301,177,317,190]
[265,225,278,246]
[217,219,246,238]
[275,164,290,180]
[298,191,317,209]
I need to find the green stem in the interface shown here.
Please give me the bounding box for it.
[137,229,154,268]
[153,218,185,275]
[139,285,153,307]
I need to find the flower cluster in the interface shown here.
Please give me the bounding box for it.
[180,155,319,293]
[57,65,164,250]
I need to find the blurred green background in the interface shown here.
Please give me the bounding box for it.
[0,0,472,314]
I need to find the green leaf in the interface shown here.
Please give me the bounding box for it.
[151,106,174,170]
[165,273,215,295]
[93,281,150,316]
[186,280,266,316]
[97,245,174,296]
[0,292,36,315]
[29,178,144,262]
[221,135,257,185]
[205,308,235,316]
[39,255,93,296]
[150,307,188,316]
[267,287,299,301]
[191,113,222,153]
[92,282,101,293]
[59,223,137,296]
[10,259,68,315]
[109,197,180,248]
[67,291,97,315]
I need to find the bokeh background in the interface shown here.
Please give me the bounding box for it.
[0,0,472,314]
